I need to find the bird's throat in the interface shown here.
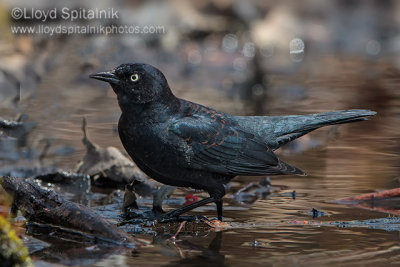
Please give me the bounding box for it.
[118,94,181,123]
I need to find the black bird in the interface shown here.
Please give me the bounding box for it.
[90,63,376,220]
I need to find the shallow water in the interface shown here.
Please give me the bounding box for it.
[10,56,400,266]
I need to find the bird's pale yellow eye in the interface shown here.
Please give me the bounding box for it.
[130,73,139,82]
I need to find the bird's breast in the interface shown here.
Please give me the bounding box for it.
[118,116,181,173]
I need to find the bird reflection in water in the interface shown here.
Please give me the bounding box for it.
[154,232,225,266]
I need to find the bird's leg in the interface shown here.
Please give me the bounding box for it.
[215,198,223,221]
[210,184,226,221]
[160,197,216,220]
[158,183,226,222]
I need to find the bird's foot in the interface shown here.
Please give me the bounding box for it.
[204,219,230,229]
[208,217,224,222]
[156,213,208,223]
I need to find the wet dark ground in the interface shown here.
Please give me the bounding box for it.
[3,53,396,266]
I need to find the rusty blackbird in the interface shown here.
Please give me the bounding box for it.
[90,63,376,220]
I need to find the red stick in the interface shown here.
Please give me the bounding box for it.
[336,187,400,203]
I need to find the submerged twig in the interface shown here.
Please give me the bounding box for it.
[170,221,187,241]
[0,177,137,247]
[335,188,400,203]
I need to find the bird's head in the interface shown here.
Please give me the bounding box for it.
[90,63,171,105]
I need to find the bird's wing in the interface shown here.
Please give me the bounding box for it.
[169,114,304,176]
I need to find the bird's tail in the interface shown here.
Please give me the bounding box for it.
[273,109,376,148]
[236,109,376,150]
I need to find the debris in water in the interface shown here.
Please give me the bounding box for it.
[336,188,400,203]
[34,171,89,185]
[184,194,199,205]
[233,176,272,204]
[152,185,176,214]
[76,118,154,193]
[250,240,260,248]
[122,182,139,212]
[0,176,137,246]
[310,208,325,218]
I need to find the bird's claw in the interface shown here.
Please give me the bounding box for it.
[156,213,208,223]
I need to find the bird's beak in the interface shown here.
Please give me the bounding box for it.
[89,71,119,84]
